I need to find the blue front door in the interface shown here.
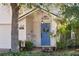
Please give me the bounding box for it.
[41,23,50,45]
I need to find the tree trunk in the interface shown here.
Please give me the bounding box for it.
[10,3,19,52]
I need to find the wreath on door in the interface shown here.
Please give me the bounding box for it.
[43,28,49,32]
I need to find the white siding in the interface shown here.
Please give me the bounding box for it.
[0,24,11,49]
[0,5,12,24]
[50,20,57,47]
[0,5,12,49]
[18,18,26,41]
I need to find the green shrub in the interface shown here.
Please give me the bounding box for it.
[57,39,77,49]
[57,40,66,49]
[75,39,79,48]
[25,41,33,51]
[67,39,76,48]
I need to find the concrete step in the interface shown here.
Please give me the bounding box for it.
[41,47,53,52]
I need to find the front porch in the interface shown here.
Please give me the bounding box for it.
[18,9,58,48]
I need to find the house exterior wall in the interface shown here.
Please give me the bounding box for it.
[32,12,41,47]
[0,5,12,49]
[33,11,57,47]
[0,5,12,24]
[18,18,26,41]
[0,5,58,49]
[50,15,57,47]
[19,10,58,47]
[0,24,11,49]
[26,15,33,41]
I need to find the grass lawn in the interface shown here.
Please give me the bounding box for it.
[0,49,79,56]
